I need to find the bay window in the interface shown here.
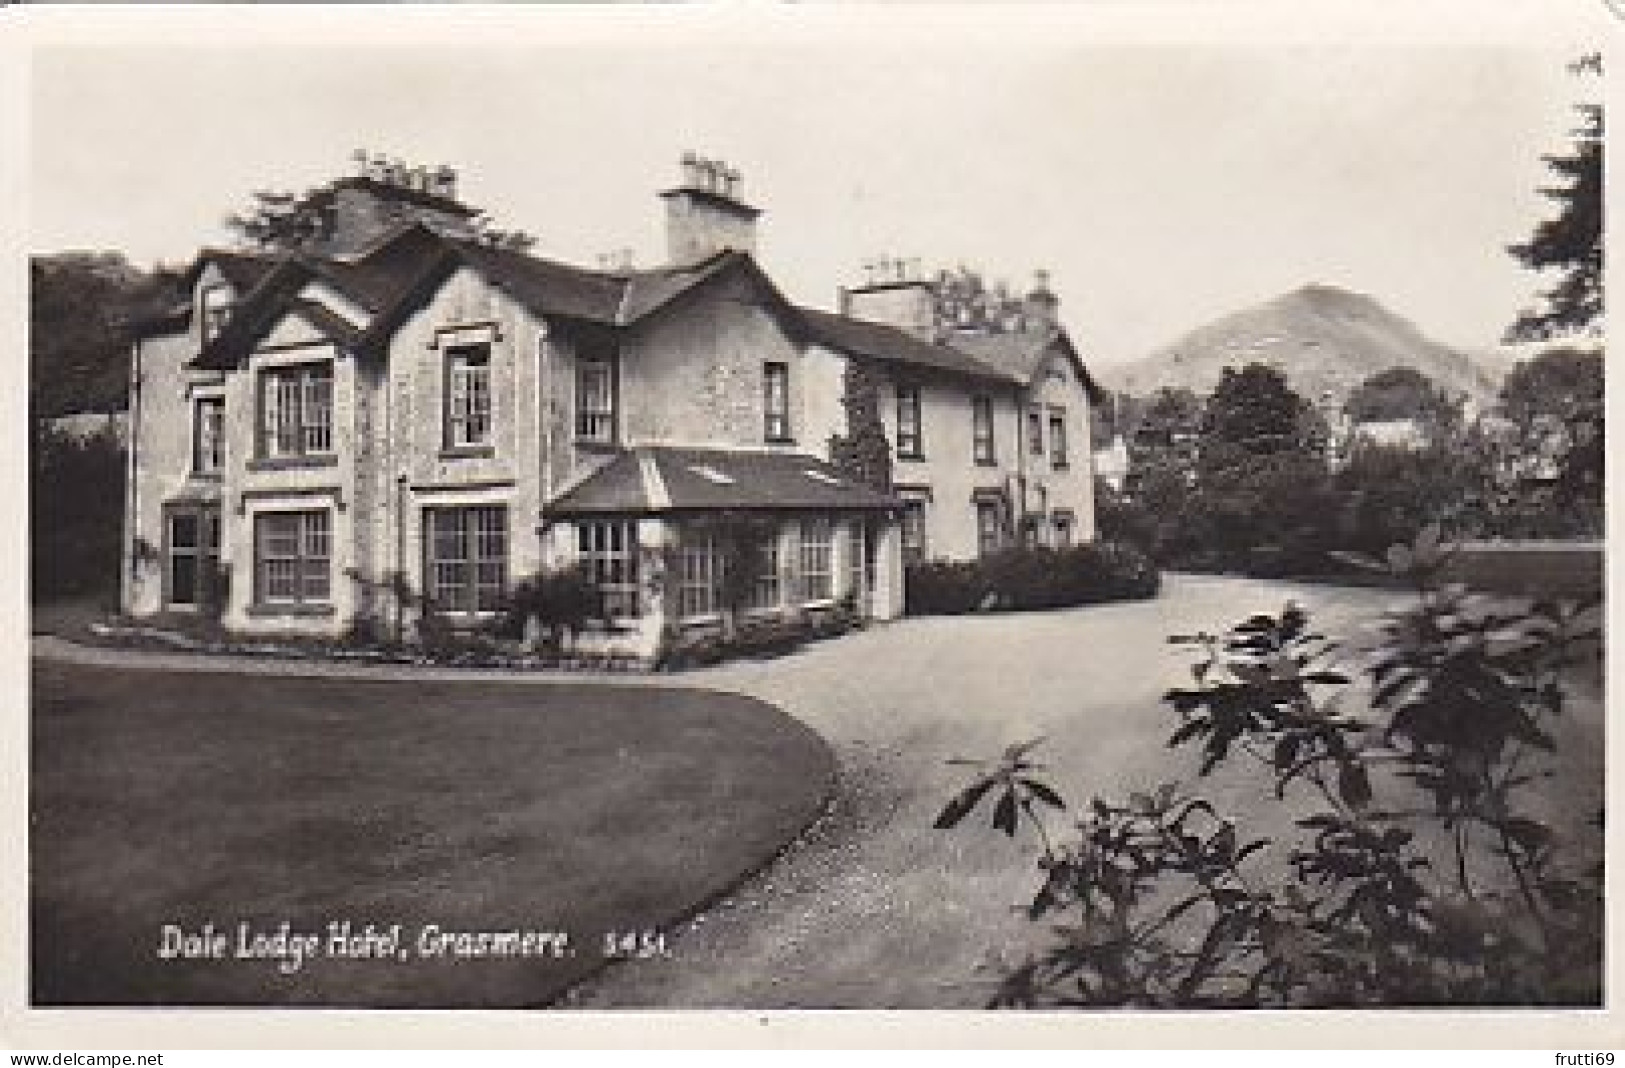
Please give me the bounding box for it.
[578,520,639,617]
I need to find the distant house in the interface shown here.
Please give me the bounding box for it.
[123,156,1103,659]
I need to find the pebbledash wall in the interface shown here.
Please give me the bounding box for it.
[123,157,1100,653]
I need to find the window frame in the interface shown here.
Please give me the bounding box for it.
[972,394,996,465]
[1048,406,1069,470]
[900,499,928,566]
[253,508,331,608]
[1053,509,1076,548]
[163,503,221,609]
[199,285,234,343]
[976,500,1003,558]
[578,519,640,618]
[443,343,494,451]
[675,527,725,621]
[896,383,924,460]
[1027,406,1044,458]
[747,528,783,613]
[575,357,618,445]
[423,504,509,616]
[192,395,226,476]
[763,361,792,443]
[797,517,835,605]
[257,361,334,461]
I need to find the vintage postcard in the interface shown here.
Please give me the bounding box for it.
[6,0,1619,1050]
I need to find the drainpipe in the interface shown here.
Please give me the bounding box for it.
[121,337,143,613]
[395,472,408,642]
[536,325,550,568]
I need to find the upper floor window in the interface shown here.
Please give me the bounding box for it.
[972,395,996,465]
[763,362,791,443]
[193,396,225,475]
[896,384,924,460]
[576,358,616,444]
[1049,407,1069,469]
[259,362,333,459]
[1027,407,1044,458]
[444,344,492,449]
[200,286,234,342]
[425,504,508,615]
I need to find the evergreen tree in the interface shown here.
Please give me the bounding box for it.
[1506,56,1603,342]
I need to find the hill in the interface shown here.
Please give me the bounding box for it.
[1103,284,1501,408]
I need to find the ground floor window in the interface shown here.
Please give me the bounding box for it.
[748,530,782,612]
[425,504,508,614]
[579,520,640,617]
[165,505,220,608]
[799,517,834,603]
[255,509,330,606]
[849,521,868,603]
[1053,509,1076,547]
[977,501,1003,557]
[676,529,724,620]
[900,500,927,565]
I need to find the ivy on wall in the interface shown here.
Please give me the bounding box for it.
[828,359,893,493]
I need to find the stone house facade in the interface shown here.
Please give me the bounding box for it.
[123,157,1102,659]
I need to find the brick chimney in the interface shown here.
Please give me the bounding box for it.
[839,256,936,339]
[313,152,478,255]
[1023,268,1059,333]
[659,152,761,264]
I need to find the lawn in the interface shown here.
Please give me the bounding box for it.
[30,661,834,1007]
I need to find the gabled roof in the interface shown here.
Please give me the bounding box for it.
[548,445,899,516]
[796,307,1021,385]
[953,327,1107,405]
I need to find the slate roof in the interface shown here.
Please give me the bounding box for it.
[547,446,899,516]
[796,307,1021,385]
[953,327,1107,404]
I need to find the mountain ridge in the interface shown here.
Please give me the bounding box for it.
[1100,284,1501,407]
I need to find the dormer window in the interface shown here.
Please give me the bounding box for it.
[576,356,617,445]
[200,286,234,342]
[444,343,493,449]
[763,361,791,442]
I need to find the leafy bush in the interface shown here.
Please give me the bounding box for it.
[496,564,602,649]
[936,525,1603,1007]
[905,541,1159,616]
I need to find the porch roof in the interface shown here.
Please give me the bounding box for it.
[547,446,900,516]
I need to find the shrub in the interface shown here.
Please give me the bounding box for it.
[935,525,1603,1007]
[905,541,1159,616]
[497,564,602,649]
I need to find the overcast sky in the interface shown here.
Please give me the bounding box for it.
[24,3,1603,365]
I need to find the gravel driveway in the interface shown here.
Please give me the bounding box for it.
[567,574,1444,1009]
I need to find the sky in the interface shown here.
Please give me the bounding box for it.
[22,3,1604,366]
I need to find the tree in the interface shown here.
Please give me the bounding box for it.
[1495,346,1604,529]
[1188,365,1334,571]
[30,252,185,417]
[224,179,536,255]
[1343,366,1463,441]
[1506,57,1602,342]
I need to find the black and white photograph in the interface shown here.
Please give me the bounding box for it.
[11,0,1616,1048]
